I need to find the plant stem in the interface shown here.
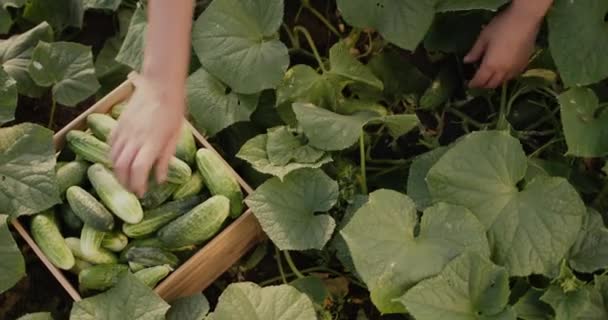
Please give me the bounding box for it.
[293,26,327,72]
[302,3,341,37]
[527,137,564,158]
[496,83,509,131]
[282,23,298,49]
[283,251,305,279]
[274,246,288,284]
[447,107,487,129]
[359,132,368,194]
[47,98,57,129]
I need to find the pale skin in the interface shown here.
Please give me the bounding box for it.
[110,0,553,195]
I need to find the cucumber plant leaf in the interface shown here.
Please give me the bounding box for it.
[540,264,590,320]
[16,313,54,320]
[83,0,122,11]
[0,66,17,125]
[95,36,130,96]
[513,289,554,320]
[401,252,515,320]
[427,131,586,277]
[187,68,259,137]
[0,214,25,294]
[327,41,383,90]
[558,87,608,157]
[0,22,53,97]
[266,126,325,166]
[22,0,83,32]
[70,273,170,320]
[568,209,608,274]
[236,133,332,180]
[116,5,146,71]
[245,168,338,250]
[166,293,210,320]
[548,0,608,87]
[407,147,449,210]
[368,49,430,99]
[210,282,317,320]
[192,0,289,94]
[341,189,490,314]
[0,123,60,218]
[29,41,100,107]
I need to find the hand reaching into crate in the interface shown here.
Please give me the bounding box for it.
[465,0,553,89]
[110,0,195,197]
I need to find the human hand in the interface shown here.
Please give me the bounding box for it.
[109,74,185,197]
[464,4,544,89]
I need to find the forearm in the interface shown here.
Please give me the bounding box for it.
[142,0,194,89]
[511,0,553,19]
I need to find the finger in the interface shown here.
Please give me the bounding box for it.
[464,37,487,63]
[110,133,127,166]
[485,72,505,89]
[468,66,493,88]
[113,141,140,189]
[155,134,179,184]
[129,143,161,197]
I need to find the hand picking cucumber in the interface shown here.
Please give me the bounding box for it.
[88,164,144,224]
[196,149,243,218]
[66,186,115,231]
[31,210,75,270]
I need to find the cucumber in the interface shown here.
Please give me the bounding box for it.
[110,101,127,119]
[141,181,179,209]
[126,247,179,268]
[175,125,196,165]
[56,160,89,196]
[65,237,118,265]
[122,196,202,239]
[80,224,106,257]
[119,238,165,262]
[102,231,129,252]
[66,130,112,167]
[69,258,93,275]
[87,113,117,142]
[66,186,115,232]
[78,264,129,291]
[134,265,172,288]
[88,164,144,224]
[166,157,192,185]
[196,149,243,218]
[420,66,456,111]
[158,195,230,248]
[59,203,83,232]
[31,211,75,270]
[173,171,205,200]
[129,261,146,272]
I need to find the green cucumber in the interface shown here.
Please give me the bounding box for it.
[196,149,243,218]
[78,264,129,291]
[66,186,115,232]
[134,265,172,288]
[141,181,179,209]
[420,66,456,111]
[129,261,146,272]
[101,231,129,252]
[110,101,127,119]
[56,160,89,196]
[88,164,144,224]
[166,157,192,185]
[87,113,117,142]
[66,130,112,167]
[158,195,230,248]
[31,211,76,270]
[173,171,205,200]
[122,196,202,239]
[59,203,83,232]
[119,238,165,262]
[65,237,118,265]
[69,258,93,275]
[175,125,196,165]
[80,224,106,256]
[126,247,179,268]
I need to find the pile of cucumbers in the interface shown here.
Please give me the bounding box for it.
[30,102,244,293]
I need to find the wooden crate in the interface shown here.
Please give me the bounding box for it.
[12,76,265,302]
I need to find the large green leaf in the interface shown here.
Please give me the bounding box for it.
[0,22,53,97]
[70,273,170,320]
[427,131,586,277]
[210,282,316,320]
[95,36,130,96]
[23,0,83,32]
[116,5,146,71]
[29,41,100,107]
[0,214,25,294]
[166,293,209,320]
[568,209,608,274]
[540,264,590,320]
[187,68,259,137]
[16,313,53,320]
[0,66,17,125]
[548,0,608,87]
[84,0,122,11]
[401,252,515,320]
[192,0,288,94]
[578,275,608,319]
[341,189,490,314]
[236,134,332,180]
[245,169,338,250]
[513,289,554,320]
[0,124,60,218]
[407,147,448,210]
[266,126,325,166]
[559,87,608,157]
[327,42,383,90]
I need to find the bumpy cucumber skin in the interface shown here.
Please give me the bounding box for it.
[101,231,129,252]
[141,182,179,209]
[69,258,93,275]
[196,149,243,218]
[158,195,230,248]
[122,196,202,239]
[134,265,172,288]
[66,130,112,167]
[173,171,205,200]
[167,157,192,185]
[31,211,76,270]
[175,125,197,165]
[78,264,129,291]
[119,237,165,262]
[87,164,144,224]
[80,224,106,256]
[65,237,118,265]
[125,247,179,268]
[60,203,84,231]
[66,186,115,231]
[87,113,117,142]
[110,101,127,119]
[56,160,89,196]
[420,67,456,111]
